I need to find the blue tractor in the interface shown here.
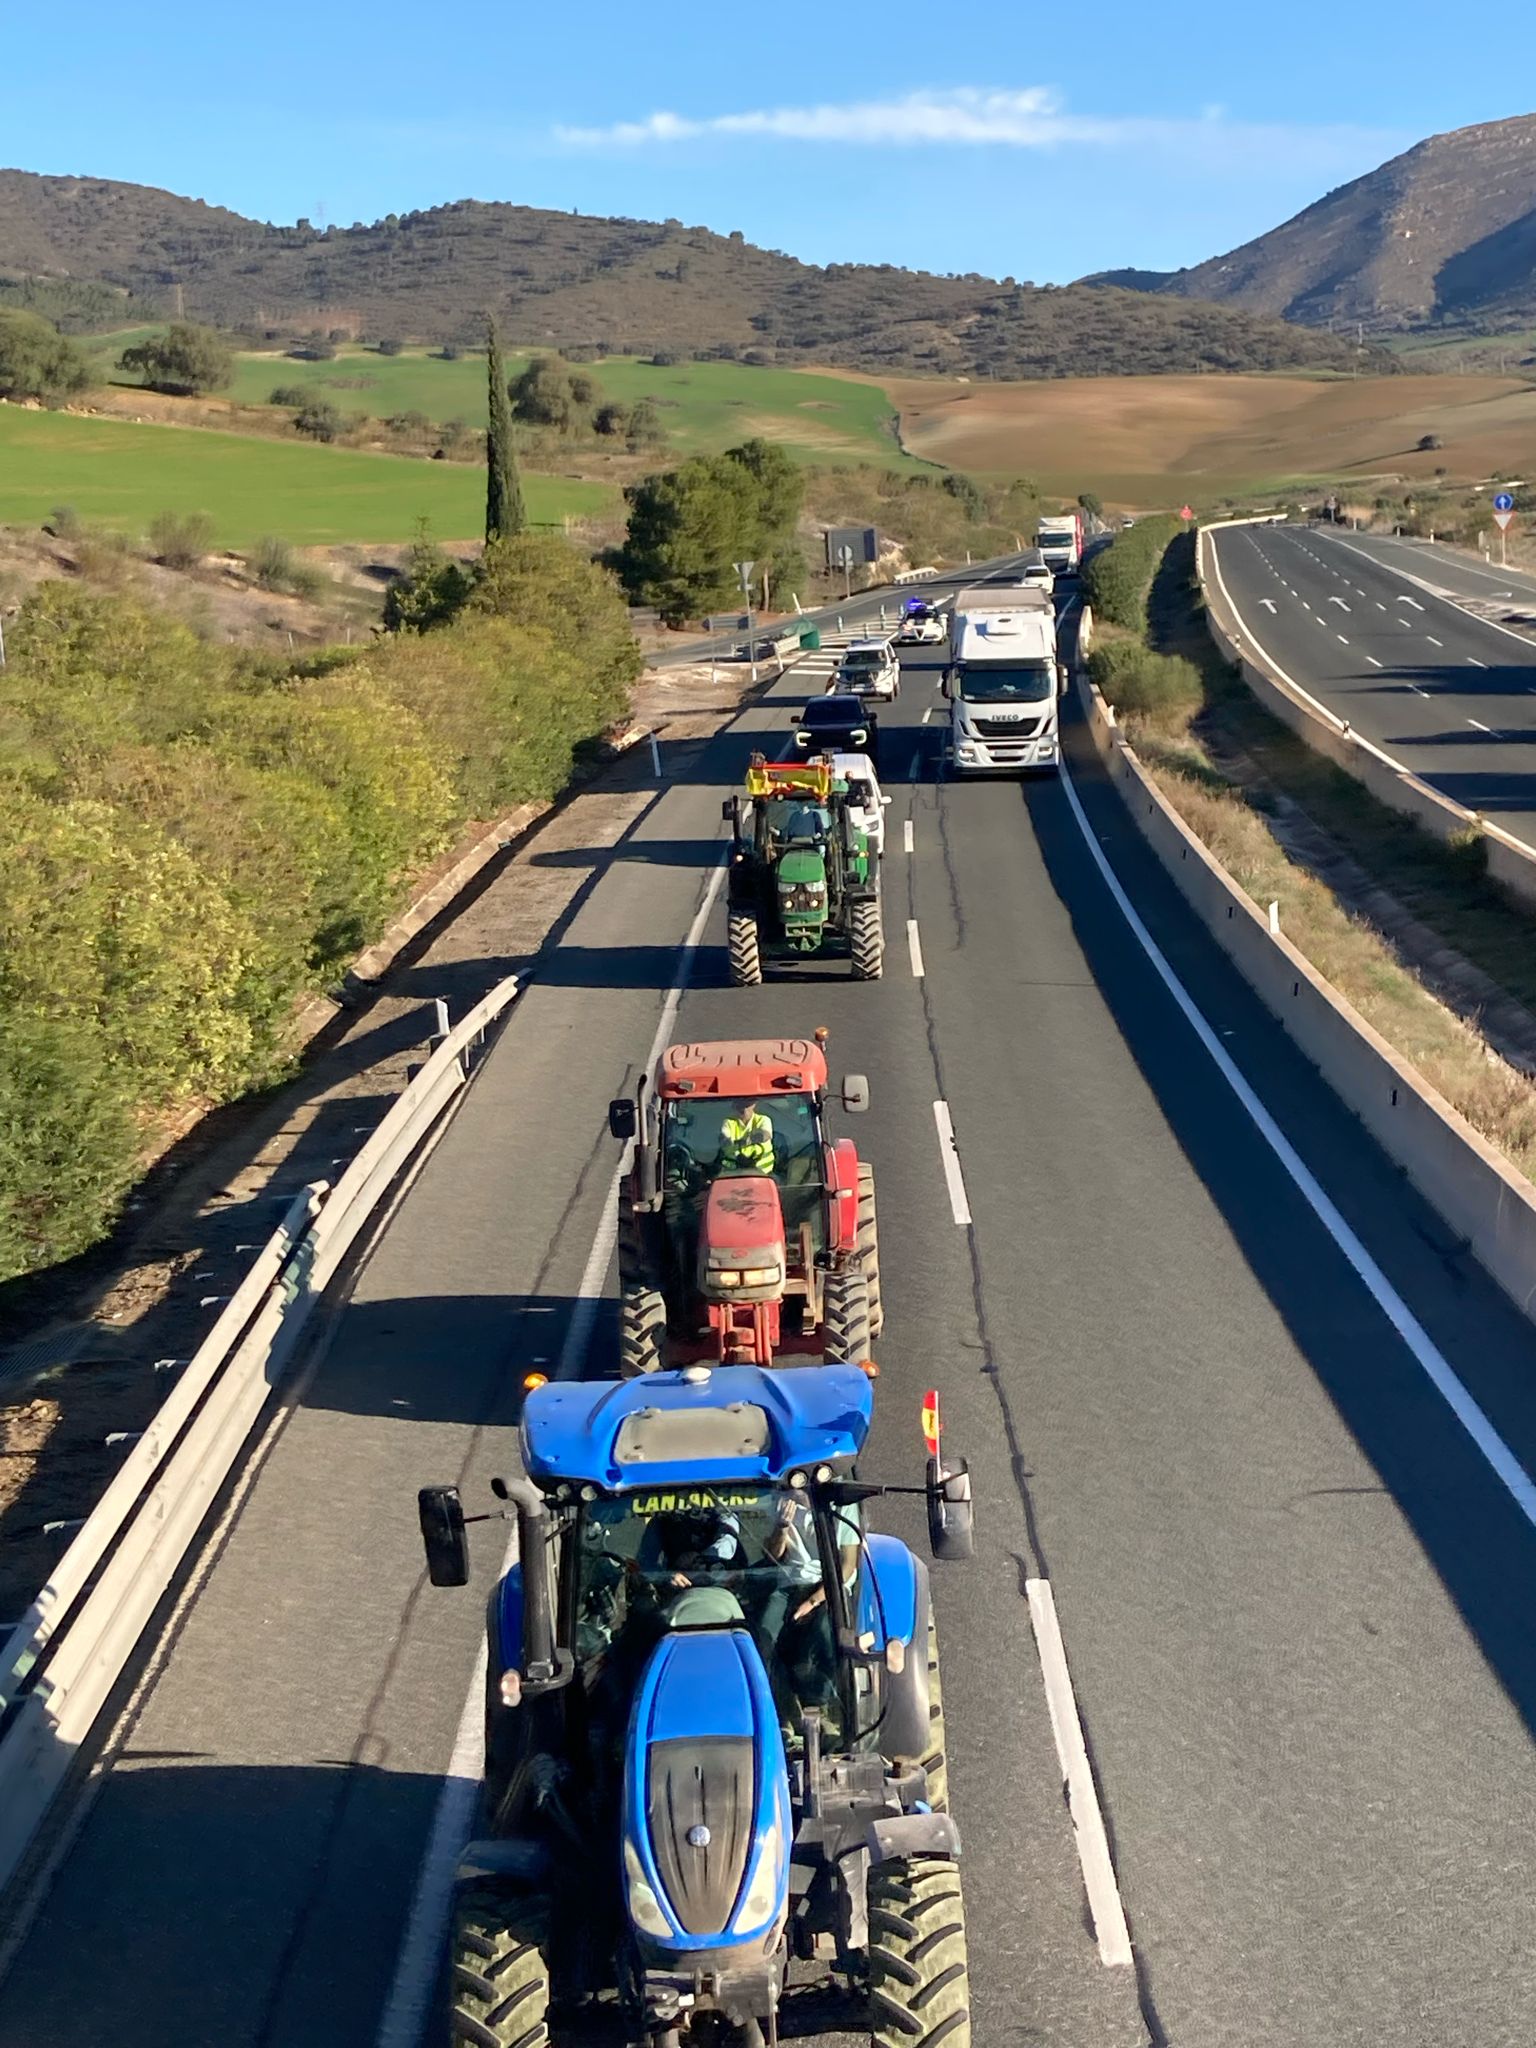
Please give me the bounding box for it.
[417,1363,976,2048]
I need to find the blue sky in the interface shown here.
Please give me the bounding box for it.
[8,3,1534,282]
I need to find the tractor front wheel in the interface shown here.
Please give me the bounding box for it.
[857,1161,883,1339]
[729,910,764,986]
[867,1859,971,2048]
[822,1267,873,1366]
[619,1284,668,1377]
[451,1885,551,2048]
[850,899,884,981]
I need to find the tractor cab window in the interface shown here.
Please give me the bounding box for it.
[662,1095,820,1190]
[570,1483,850,1748]
[771,802,832,847]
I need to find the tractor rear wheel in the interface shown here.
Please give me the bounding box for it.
[619,1284,668,1377]
[867,1859,970,2048]
[857,1161,883,1339]
[822,1268,873,1366]
[850,899,884,981]
[451,1886,551,2048]
[729,910,764,986]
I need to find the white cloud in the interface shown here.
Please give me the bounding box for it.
[554,88,1403,173]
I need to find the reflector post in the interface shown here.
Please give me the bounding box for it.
[921,1388,942,1458]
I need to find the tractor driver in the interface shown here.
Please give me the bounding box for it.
[717,1103,776,1177]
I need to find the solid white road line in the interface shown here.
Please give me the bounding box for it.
[931,1100,972,1226]
[907,919,925,978]
[1058,755,1536,1530]
[375,858,728,2048]
[1025,1579,1134,1969]
[903,818,914,855]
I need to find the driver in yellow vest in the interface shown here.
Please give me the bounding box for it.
[718,1104,776,1176]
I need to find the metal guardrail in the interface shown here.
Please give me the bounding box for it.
[0,974,522,1893]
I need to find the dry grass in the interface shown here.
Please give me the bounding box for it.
[1137,750,1536,1175]
[882,370,1536,504]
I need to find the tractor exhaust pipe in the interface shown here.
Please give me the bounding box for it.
[494,1472,559,1684]
[635,1073,657,1208]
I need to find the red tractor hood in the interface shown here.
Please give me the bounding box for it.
[700,1175,787,1265]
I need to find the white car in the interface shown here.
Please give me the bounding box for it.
[897,604,946,646]
[1019,553,1054,595]
[829,751,891,857]
[834,637,901,700]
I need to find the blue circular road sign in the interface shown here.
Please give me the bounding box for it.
[1494,491,1515,511]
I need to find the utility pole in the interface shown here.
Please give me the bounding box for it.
[735,560,757,684]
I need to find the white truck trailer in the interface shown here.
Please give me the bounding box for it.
[943,587,1064,774]
[1035,512,1083,577]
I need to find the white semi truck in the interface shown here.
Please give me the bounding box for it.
[943,587,1064,774]
[1035,512,1083,577]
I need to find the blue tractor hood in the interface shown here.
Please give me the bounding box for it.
[521,1364,871,1491]
[622,1627,791,1955]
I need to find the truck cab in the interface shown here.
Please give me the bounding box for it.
[1035,513,1083,578]
[944,588,1063,775]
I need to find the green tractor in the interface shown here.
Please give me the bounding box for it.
[723,755,884,984]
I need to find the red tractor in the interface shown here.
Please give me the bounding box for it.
[607,1034,881,1375]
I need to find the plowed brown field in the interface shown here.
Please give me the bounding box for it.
[879,371,1536,506]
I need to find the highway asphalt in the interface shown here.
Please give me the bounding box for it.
[1208,522,1536,847]
[6,583,1536,2048]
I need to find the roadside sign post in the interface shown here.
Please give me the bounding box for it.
[1494,493,1516,568]
[734,560,757,684]
[837,543,854,602]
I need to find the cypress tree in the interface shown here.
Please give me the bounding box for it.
[485,318,526,545]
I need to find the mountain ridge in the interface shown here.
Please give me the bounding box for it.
[0,167,1389,380]
[1152,113,1536,332]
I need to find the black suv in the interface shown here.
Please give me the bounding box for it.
[790,692,881,768]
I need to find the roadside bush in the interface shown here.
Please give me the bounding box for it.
[148,509,215,569]
[269,383,309,406]
[48,505,81,537]
[0,540,639,1278]
[1081,514,1184,632]
[376,338,405,356]
[1088,639,1202,726]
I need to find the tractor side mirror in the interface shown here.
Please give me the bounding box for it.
[419,1485,470,1586]
[841,1073,870,1114]
[926,1457,975,1562]
[608,1098,637,1141]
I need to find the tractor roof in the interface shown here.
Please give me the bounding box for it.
[520,1364,872,1491]
[657,1038,828,1099]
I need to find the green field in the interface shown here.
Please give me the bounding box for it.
[0,407,612,547]
[202,345,918,468]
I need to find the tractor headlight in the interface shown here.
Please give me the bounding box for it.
[731,1813,787,1937]
[740,1265,782,1287]
[624,1837,673,1940]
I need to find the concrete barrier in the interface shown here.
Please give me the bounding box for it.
[1077,670,1536,1327]
[1198,522,1536,914]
